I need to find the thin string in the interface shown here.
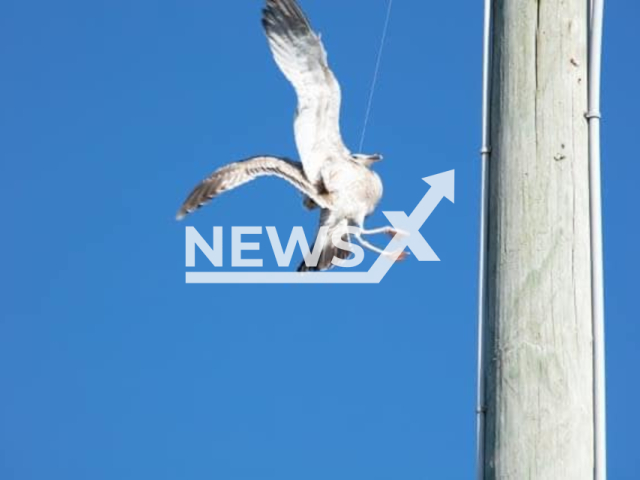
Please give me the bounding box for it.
[359,0,394,152]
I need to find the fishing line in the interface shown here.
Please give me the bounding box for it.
[359,0,394,152]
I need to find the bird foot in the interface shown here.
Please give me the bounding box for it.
[386,229,410,239]
[382,249,409,261]
[394,250,410,262]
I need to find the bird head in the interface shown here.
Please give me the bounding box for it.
[352,153,383,167]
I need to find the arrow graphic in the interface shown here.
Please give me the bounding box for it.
[383,169,455,261]
[186,170,455,284]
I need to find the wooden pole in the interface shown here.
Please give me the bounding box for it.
[482,0,594,477]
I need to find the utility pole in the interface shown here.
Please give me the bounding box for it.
[480,0,597,477]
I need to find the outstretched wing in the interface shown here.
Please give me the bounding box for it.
[176,156,327,220]
[262,0,349,184]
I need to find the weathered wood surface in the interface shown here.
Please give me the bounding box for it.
[484,0,594,478]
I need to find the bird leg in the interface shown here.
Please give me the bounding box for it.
[360,226,410,239]
[354,231,409,261]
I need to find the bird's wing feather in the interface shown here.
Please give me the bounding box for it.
[262,0,348,183]
[176,156,327,220]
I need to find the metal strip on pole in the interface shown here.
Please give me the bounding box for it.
[476,0,493,477]
[587,0,607,478]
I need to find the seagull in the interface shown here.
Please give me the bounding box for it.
[176,0,406,271]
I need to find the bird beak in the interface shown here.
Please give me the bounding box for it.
[370,154,384,162]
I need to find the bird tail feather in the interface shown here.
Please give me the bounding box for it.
[298,220,351,272]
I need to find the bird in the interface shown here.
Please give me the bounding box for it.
[176,0,407,271]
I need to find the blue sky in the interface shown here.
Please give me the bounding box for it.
[1,1,638,478]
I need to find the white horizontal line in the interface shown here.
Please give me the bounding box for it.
[186,271,380,284]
